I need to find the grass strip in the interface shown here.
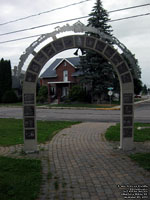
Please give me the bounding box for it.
[105,123,150,142]
[129,153,150,171]
[0,156,41,200]
[0,118,80,146]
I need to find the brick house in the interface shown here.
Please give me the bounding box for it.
[40,57,83,103]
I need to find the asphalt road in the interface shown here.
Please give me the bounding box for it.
[0,101,149,123]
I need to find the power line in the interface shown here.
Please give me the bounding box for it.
[0,16,89,37]
[0,0,92,26]
[111,12,150,22]
[0,3,150,37]
[0,12,149,44]
[109,3,150,14]
[0,2,149,27]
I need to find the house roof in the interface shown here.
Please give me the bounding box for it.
[40,57,80,78]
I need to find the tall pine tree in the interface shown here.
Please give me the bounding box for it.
[0,58,12,102]
[79,0,118,103]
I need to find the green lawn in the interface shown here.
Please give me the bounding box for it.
[47,103,118,108]
[0,103,22,107]
[0,102,119,108]
[0,156,41,200]
[105,123,150,142]
[0,118,80,146]
[105,123,150,171]
[129,153,150,171]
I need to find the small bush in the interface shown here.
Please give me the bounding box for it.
[69,85,87,102]
[2,90,18,103]
[37,85,48,103]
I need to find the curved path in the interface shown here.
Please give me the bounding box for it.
[38,122,149,200]
[0,122,149,200]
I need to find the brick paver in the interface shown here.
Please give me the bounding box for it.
[0,122,149,200]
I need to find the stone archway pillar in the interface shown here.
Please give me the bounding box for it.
[120,83,134,150]
[23,82,37,152]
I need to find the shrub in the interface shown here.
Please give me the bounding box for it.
[69,85,87,102]
[37,85,48,103]
[2,90,18,103]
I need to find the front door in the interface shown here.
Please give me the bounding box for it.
[62,87,68,97]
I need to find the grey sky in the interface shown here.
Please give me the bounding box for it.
[0,0,149,86]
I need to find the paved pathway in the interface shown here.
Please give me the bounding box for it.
[0,122,149,200]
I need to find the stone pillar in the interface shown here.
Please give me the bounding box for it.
[120,82,134,151]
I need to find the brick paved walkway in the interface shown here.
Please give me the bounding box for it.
[0,122,149,200]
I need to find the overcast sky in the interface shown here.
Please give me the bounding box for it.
[0,0,150,86]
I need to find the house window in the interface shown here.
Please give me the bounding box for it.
[64,61,67,66]
[63,70,68,82]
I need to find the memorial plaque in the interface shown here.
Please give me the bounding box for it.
[121,73,132,83]
[74,35,85,47]
[95,40,106,52]
[86,37,96,48]
[52,39,64,52]
[34,51,48,66]
[25,129,35,139]
[24,106,35,116]
[123,128,132,137]
[123,93,133,104]
[24,118,35,128]
[63,36,74,48]
[111,53,123,65]
[123,116,133,126]
[123,105,133,115]
[24,94,34,104]
[117,62,128,74]
[28,61,41,74]
[42,44,55,57]
[104,45,116,58]
[25,72,37,82]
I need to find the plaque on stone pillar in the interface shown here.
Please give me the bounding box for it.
[121,73,132,83]
[95,40,106,52]
[117,63,128,74]
[123,105,133,115]
[25,129,35,139]
[86,37,96,48]
[24,106,35,116]
[123,116,133,126]
[24,118,35,128]
[24,94,34,104]
[123,128,132,137]
[28,61,41,74]
[25,72,37,82]
[52,39,64,52]
[111,53,123,65]
[104,45,116,58]
[42,44,55,57]
[34,51,48,66]
[63,36,74,48]
[123,93,133,104]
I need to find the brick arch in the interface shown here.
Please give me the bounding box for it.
[23,35,134,152]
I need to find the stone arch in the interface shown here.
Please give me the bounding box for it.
[23,34,134,152]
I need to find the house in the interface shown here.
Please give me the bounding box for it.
[40,57,83,103]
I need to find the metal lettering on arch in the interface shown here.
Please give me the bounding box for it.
[23,34,134,152]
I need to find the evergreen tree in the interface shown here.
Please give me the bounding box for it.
[79,0,116,103]
[142,84,148,95]
[0,58,12,102]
